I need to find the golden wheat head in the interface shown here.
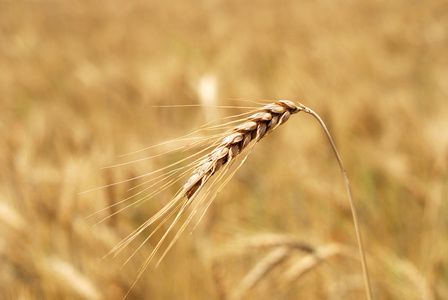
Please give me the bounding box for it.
[101,100,372,300]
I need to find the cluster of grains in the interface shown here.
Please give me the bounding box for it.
[183,100,301,199]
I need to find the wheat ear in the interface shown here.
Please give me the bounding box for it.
[110,100,372,300]
[182,100,300,198]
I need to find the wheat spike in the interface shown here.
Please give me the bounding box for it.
[107,100,305,297]
[107,100,372,300]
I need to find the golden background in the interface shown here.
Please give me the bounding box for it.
[1,0,447,299]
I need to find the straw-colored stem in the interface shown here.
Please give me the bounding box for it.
[298,103,373,300]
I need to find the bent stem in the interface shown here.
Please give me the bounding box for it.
[298,103,373,300]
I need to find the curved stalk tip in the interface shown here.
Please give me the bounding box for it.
[297,102,373,300]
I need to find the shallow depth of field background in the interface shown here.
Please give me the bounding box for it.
[1,1,447,299]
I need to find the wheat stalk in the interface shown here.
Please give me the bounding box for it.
[105,100,372,300]
[300,105,373,300]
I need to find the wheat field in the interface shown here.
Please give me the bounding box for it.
[1,0,447,299]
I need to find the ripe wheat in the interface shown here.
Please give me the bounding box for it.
[99,100,372,299]
[108,100,302,267]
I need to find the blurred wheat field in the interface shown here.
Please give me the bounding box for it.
[1,0,448,299]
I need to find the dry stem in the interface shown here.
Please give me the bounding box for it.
[298,102,373,300]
